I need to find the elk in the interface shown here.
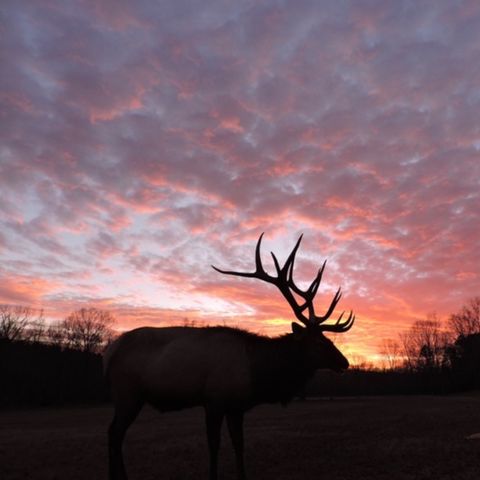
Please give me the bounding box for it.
[104,234,354,480]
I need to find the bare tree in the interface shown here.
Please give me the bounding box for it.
[45,321,66,348]
[23,309,46,344]
[349,354,374,371]
[400,329,417,372]
[0,305,35,341]
[380,338,401,370]
[62,308,115,353]
[400,314,450,371]
[449,297,480,339]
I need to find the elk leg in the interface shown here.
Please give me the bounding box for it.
[108,397,143,480]
[226,412,246,480]
[205,407,224,480]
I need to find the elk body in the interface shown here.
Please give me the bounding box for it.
[105,234,355,480]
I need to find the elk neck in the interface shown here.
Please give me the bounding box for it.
[246,332,315,405]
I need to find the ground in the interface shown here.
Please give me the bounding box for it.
[1,395,480,479]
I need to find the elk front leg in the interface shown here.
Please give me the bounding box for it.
[108,397,143,480]
[226,412,246,480]
[205,407,224,480]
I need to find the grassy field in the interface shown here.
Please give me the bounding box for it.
[1,395,480,479]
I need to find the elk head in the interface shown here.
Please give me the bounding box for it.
[213,233,354,372]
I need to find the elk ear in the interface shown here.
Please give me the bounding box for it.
[291,322,305,340]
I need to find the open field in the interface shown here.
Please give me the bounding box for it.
[1,395,480,480]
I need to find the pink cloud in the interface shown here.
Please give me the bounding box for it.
[0,274,61,307]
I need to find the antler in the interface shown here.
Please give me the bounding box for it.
[212,233,354,332]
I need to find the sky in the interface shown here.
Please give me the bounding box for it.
[1,0,479,363]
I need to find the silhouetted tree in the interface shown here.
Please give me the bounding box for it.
[61,307,115,353]
[45,321,67,348]
[449,296,480,338]
[446,298,480,391]
[0,305,113,406]
[349,354,374,371]
[380,338,401,370]
[23,310,46,343]
[447,333,480,390]
[0,304,36,341]
[400,314,450,372]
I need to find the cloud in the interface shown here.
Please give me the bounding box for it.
[0,273,61,307]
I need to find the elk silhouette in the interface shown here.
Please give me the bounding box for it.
[105,234,355,480]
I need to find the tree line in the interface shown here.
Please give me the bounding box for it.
[306,297,480,397]
[0,305,115,407]
[0,298,479,406]
[377,297,480,390]
[0,305,115,353]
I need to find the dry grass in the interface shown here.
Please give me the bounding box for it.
[1,395,480,479]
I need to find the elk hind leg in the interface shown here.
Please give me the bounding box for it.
[205,406,224,480]
[108,395,143,480]
[227,411,246,480]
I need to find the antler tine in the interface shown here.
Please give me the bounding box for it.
[212,233,270,280]
[305,260,327,300]
[284,234,303,279]
[211,265,253,278]
[270,251,282,276]
[280,235,315,318]
[211,264,258,278]
[316,287,342,322]
[270,234,303,283]
[319,311,355,333]
[285,236,311,298]
[254,232,268,277]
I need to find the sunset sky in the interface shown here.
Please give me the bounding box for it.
[1,0,479,363]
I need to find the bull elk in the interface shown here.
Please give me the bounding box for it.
[104,234,355,479]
